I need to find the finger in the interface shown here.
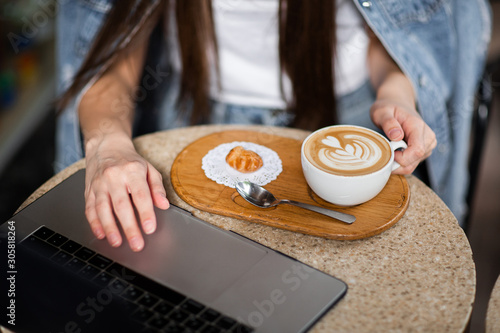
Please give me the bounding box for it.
[392,150,421,175]
[396,125,435,168]
[94,191,123,248]
[392,163,419,175]
[371,104,404,141]
[147,164,170,210]
[129,177,157,235]
[84,191,105,239]
[108,185,145,252]
[399,142,426,168]
[392,138,433,175]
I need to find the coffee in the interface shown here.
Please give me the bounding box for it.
[303,126,391,176]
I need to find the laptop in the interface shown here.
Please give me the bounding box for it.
[0,169,347,333]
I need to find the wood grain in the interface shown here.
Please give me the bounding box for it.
[171,130,410,240]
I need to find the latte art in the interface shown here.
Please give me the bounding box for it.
[304,126,391,176]
[319,134,383,171]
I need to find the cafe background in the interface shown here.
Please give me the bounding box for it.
[0,0,499,332]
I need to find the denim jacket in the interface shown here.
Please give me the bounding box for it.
[55,0,491,224]
[353,0,491,223]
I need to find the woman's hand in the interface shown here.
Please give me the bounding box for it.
[84,134,170,252]
[366,30,436,174]
[370,99,437,174]
[75,34,167,251]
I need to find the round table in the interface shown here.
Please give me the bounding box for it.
[17,125,475,332]
[486,275,500,333]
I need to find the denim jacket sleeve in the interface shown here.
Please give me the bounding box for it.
[354,0,491,222]
[54,0,113,172]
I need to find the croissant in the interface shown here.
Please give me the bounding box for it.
[226,146,263,173]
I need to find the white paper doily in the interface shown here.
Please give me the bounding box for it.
[202,141,282,188]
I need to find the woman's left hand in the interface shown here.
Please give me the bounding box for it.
[370,99,437,174]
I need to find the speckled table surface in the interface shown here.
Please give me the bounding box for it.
[18,125,475,333]
[486,275,500,333]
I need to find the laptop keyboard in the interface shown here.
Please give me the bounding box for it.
[20,226,254,333]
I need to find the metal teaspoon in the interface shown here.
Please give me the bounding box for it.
[235,181,356,224]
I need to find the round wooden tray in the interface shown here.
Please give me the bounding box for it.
[171,130,410,240]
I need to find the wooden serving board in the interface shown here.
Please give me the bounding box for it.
[171,130,410,240]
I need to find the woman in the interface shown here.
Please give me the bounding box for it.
[56,0,490,251]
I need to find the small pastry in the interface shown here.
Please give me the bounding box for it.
[226,146,264,173]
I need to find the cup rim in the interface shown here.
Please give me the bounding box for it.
[301,124,394,178]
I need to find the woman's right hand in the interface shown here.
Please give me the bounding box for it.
[83,133,170,252]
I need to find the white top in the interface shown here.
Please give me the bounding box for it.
[170,0,369,109]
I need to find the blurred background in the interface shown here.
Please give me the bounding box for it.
[0,1,499,332]
[0,0,56,221]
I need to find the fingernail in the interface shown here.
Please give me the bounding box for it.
[129,236,144,252]
[158,193,170,209]
[108,233,121,247]
[389,128,402,139]
[94,228,105,239]
[143,219,155,234]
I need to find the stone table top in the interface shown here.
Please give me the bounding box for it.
[486,274,500,333]
[17,125,475,333]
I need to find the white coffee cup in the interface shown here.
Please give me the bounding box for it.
[301,125,407,206]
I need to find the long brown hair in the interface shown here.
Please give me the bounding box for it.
[58,0,336,131]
